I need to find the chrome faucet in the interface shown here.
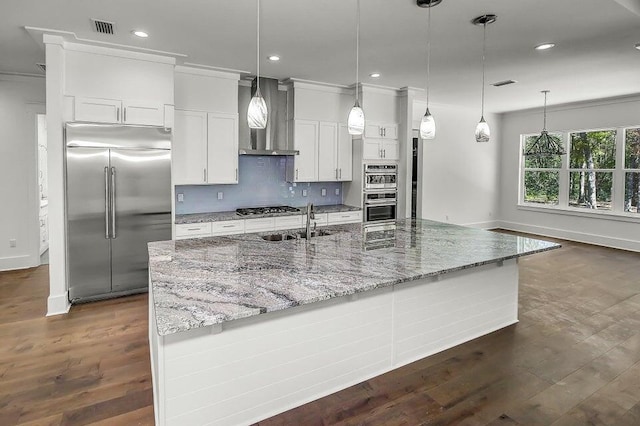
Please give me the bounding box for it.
[306,202,315,239]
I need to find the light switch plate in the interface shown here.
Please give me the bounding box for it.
[321,188,327,197]
[217,192,224,200]
[9,239,16,248]
[302,189,308,197]
[335,188,340,196]
[177,193,184,202]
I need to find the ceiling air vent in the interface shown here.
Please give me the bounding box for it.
[492,79,517,87]
[36,63,46,73]
[91,19,115,35]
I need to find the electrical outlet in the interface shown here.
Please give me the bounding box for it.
[217,192,224,200]
[177,193,184,202]
[335,188,340,196]
[321,188,327,197]
[302,189,308,197]
[9,239,16,248]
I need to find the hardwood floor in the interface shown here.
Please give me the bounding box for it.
[1,234,639,425]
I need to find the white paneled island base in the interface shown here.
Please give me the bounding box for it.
[149,259,518,426]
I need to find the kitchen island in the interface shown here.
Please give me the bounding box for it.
[148,219,559,426]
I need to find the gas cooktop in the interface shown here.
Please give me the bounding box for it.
[236,206,301,216]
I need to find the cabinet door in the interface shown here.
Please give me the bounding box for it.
[74,97,121,123]
[382,124,398,140]
[317,122,338,181]
[207,113,239,184]
[173,110,208,184]
[337,124,353,181]
[293,120,318,182]
[365,123,382,139]
[363,139,382,160]
[122,101,165,126]
[381,139,399,160]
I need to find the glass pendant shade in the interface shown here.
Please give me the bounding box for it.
[420,108,436,140]
[347,101,365,135]
[475,116,490,143]
[247,90,267,129]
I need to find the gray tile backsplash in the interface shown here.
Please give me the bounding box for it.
[175,156,343,214]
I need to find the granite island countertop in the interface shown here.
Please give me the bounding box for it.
[174,204,361,224]
[148,219,560,336]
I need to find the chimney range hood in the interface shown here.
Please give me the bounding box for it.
[239,77,299,156]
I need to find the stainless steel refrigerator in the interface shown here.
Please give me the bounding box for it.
[65,123,171,303]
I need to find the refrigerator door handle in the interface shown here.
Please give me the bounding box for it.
[104,166,110,239]
[110,167,117,239]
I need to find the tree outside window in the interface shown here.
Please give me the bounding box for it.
[568,130,616,210]
[625,128,640,213]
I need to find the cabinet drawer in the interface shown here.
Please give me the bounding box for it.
[211,220,245,236]
[303,213,328,227]
[274,215,303,231]
[175,223,212,239]
[244,217,276,233]
[328,210,362,224]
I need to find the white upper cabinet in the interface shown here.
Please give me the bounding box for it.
[337,124,353,181]
[74,97,121,123]
[173,110,239,185]
[122,100,165,126]
[64,46,174,127]
[207,113,239,184]
[359,86,400,162]
[317,122,338,181]
[288,120,318,182]
[285,80,355,182]
[173,110,208,185]
[173,67,241,185]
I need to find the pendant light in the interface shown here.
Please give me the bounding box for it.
[419,0,438,140]
[472,14,496,143]
[524,91,566,156]
[247,0,267,129]
[347,0,365,135]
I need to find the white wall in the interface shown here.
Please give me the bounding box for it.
[499,94,640,251]
[412,100,501,228]
[0,74,46,271]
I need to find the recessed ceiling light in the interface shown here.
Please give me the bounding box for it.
[635,43,640,51]
[370,72,381,78]
[268,55,280,61]
[535,43,555,51]
[132,30,149,38]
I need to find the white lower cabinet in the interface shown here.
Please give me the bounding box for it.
[327,210,362,224]
[212,220,244,236]
[175,223,212,239]
[244,217,276,233]
[274,215,303,231]
[175,210,362,240]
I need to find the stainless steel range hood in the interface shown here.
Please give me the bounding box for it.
[238,77,298,156]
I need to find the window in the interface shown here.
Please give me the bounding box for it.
[520,127,640,217]
[522,134,562,205]
[568,130,616,211]
[625,128,640,213]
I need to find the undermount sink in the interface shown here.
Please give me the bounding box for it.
[296,229,332,239]
[261,234,296,241]
[261,229,333,241]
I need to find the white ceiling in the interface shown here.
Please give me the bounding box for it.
[2,0,639,113]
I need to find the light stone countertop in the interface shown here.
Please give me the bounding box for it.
[174,204,361,224]
[148,219,560,336]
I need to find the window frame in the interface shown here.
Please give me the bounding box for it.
[518,126,640,220]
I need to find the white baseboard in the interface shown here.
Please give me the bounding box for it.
[497,220,640,252]
[47,291,70,316]
[461,220,501,230]
[0,254,38,271]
